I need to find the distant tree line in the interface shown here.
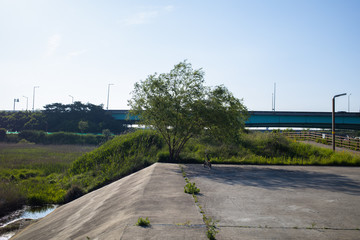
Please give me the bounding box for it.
[0,102,128,134]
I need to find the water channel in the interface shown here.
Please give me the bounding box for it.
[0,205,57,240]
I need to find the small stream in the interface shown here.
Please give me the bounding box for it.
[0,205,57,240]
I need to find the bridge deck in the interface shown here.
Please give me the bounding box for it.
[108,110,360,130]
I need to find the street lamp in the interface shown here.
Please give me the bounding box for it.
[332,93,347,151]
[348,93,352,112]
[69,95,74,103]
[13,98,19,111]
[107,83,114,110]
[32,86,39,112]
[23,96,28,111]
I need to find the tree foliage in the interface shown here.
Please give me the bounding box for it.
[129,61,248,162]
[0,102,128,134]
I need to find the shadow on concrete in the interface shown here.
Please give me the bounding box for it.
[183,164,360,196]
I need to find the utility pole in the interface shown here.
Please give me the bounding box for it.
[32,86,39,112]
[332,93,347,151]
[23,96,28,111]
[348,93,351,112]
[13,98,19,111]
[272,83,276,111]
[107,83,114,110]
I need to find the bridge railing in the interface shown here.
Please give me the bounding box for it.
[282,131,360,151]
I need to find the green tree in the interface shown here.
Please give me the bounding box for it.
[43,102,128,133]
[128,61,248,162]
[78,120,89,133]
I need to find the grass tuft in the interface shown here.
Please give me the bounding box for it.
[136,217,150,227]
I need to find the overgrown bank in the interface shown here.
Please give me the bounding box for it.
[0,130,165,218]
[180,131,360,166]
[1,130,360,219]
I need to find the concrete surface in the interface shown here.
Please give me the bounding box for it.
[12,163,206,240]
[11,163,360,239]
[184,164,360,240]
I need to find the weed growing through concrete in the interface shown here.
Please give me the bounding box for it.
[184,182,200,194]
[203,215,219,240]
[179,164,218,239]
[136,217,150,227]
[176,220,191,226]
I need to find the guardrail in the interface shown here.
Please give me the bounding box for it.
[282,131,360,151]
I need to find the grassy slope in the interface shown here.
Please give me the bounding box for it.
[180,132,360,165]
[1,130,359,218]
[66,129,165,192]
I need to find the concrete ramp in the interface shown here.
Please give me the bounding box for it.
[11,163,206,240]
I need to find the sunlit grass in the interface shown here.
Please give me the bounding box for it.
[0,143,94,217]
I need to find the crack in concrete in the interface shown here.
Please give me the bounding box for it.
[217,225,360,231]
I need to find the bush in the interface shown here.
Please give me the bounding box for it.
[44,132,102,145]
[19,130,45,143]
[5,134,19,143]
[0,128,6,141]
[157,151,170,162]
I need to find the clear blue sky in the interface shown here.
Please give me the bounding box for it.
[1,0,359,112]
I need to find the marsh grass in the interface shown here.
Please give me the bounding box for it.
[0,143,94,217]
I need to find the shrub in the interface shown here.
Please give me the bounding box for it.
[157,151,170,162]
[19,130,46,143]
[0,128,6,141]
[44,132,102,145]
[5,134,19,143]
[136,217,150,227]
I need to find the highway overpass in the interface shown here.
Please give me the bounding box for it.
[108,110,360,130]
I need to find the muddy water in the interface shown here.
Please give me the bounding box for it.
[0,205,57,240]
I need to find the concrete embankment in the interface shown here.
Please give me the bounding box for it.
[12,163,360,239]
[11,163,206,240]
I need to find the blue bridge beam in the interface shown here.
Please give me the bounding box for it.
[108,110,360,130]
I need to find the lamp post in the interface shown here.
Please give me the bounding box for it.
[107,83,114,110]
[13,98,19,111]
[23,96,28,111]
[32,86,39,112]
[332,93,347,151]
[348,93,352,112]
[69,95,74,103]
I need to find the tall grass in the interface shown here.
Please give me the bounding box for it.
[68,130,165,191]
[180,131,360,165]
[0,143,94,218]
[1,130,359,219]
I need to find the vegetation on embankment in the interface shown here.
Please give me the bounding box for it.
[1,129,359,219]
[0,130,166,218]
[67,130,165,191]
[2,130,113,145]
[180,131,360,166]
